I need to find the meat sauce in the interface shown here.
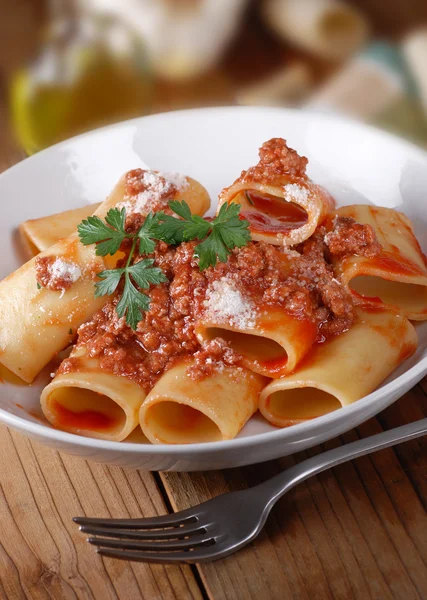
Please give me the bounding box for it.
[57,211,380,392]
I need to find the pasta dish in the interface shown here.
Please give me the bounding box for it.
[0,138,425,444]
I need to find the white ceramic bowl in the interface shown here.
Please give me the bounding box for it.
[1,107,426,471]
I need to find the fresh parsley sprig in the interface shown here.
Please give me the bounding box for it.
[77,201,251,329]
[155,201,251,269]
[78,210,166,328]
[77,207,161,257]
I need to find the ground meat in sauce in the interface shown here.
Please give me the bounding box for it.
[325,216,381,259]
[240,138,308,184]
[58,193,384,390]
[190,338,241,380]
[35,256,80,292]
[60,231,363,390]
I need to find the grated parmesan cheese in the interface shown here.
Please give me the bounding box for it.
[49,258,81,286]
[157,171,189,190]
[203,275,257,329]
[119,170,189,215]
[283,183,309,204]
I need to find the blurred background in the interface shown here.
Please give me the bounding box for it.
[2,0,427,161]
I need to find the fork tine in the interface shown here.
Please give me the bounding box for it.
[79,524,208,541]
[73,509,197,529]
[96,546,220,564]
[88,536,215,552]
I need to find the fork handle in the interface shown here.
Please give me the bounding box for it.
[259,418,427,507]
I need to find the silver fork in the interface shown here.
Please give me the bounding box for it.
[74,417,427,563]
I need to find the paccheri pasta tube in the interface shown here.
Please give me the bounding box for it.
[96,169,210,219]
[218,138,334,246]
[1,170,210,382]
[196,297,317,378]
[0,234,106,382]
[19,203,101,257]
[139,360,267,444]
[41,347,146,441]
[332,205,427,320]
[259,307,417,427]
[19,170,210,255]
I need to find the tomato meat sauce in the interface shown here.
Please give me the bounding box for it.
[57,207,382,391]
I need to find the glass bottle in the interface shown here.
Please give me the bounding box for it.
[9,0,152,155]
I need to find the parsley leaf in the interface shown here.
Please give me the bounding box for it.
[116,272,151,330]
[93,257,166,329]
[212,202,251,250]
[137,212,160,254]
[77,208,128,256]
[163,200,251,270]
[105,206,126,232]
[94,268,125,297]
[153,212,186,244]
[155,201,211,244]
[168,199,192,221]
[128,258,167,289]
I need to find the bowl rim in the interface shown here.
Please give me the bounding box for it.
[1,105,427,454]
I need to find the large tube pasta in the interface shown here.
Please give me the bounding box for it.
[19,170,210,256]
[196,309,317,378]
[139,361,266,444]
[333,205,427,320]
[218,138,334,246]
[41,348,146,441]
[19,203,101,256]
[0,234,106,382]
[95,170,210,218]
[259,307,417,427]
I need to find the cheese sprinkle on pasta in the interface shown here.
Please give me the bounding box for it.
[119,170,188,215]
[203,275,257,329]
[49,258,82,285]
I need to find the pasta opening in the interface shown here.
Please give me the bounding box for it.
[48,387,126,434]
[143,401,222,443]
[266,387,341,422]
[205,328,288,370]
[350,276,427,313]
[239,190,309,234]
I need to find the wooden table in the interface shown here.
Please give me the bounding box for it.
[1,1,427,598]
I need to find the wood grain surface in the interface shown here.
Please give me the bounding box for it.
[1,1,427,599]
[162,384,427,600]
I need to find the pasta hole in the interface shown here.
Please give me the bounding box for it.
[49,387,126,433]
[350,276,427,313]
[238,190,309,233]
[144,401,222,443]
[267,388,341,422]
[205,328,288,369]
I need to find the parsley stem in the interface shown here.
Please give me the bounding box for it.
[126,236,138,269]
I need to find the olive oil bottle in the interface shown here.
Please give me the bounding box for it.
[9,0,152,155]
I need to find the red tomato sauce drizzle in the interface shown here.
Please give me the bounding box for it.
[52,400,118,431]
[241,190,308,234]
[261,355,288,373]
[369,251,426,278]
